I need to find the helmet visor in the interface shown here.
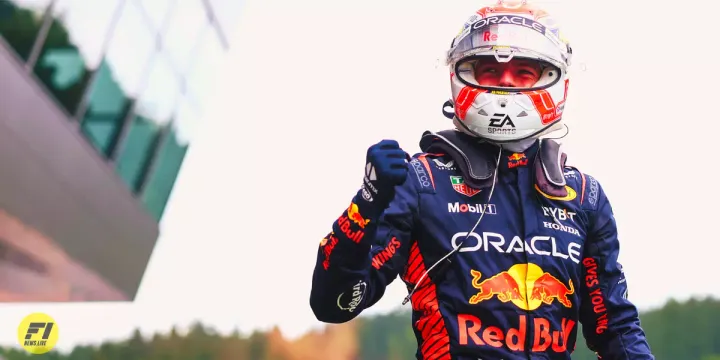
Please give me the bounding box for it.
[447,14,567,68]
[454,54,561,92]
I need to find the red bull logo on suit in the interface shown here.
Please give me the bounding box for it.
[468,263,574,310]
[460,263,576,353]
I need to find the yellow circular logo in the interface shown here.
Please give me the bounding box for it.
[534,184,577,201]
[17,313,59,354]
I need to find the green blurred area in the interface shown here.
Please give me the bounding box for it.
[2,296,718,359]
[0,0,204,221]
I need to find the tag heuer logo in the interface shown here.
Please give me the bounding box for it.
[450,176,481,197]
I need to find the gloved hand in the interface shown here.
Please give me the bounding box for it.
[357,140,409,211]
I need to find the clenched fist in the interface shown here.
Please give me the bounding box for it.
[359,140,409,208]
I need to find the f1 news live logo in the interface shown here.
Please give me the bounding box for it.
[17,313,59,355]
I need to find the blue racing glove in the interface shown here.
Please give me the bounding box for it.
[326,141,410,265]
[355,139,409,214]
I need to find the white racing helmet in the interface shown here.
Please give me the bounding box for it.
[446,0,573,143]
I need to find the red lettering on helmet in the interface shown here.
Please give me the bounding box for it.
[483,31,498,41]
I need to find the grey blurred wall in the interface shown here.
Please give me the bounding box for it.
[0,38,159,301]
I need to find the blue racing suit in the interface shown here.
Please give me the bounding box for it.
[310,136,653,360]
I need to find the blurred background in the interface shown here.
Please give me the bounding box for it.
[0,0,232,304]
[0,0,718,359]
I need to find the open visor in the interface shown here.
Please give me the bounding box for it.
[454,54,561,92]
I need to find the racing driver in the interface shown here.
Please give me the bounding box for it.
[310,0,654,359]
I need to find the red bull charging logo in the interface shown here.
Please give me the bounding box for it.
[469,263,574,310]
[460,263,576,353]
[347,203,370,228]
[507,153,528,169]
